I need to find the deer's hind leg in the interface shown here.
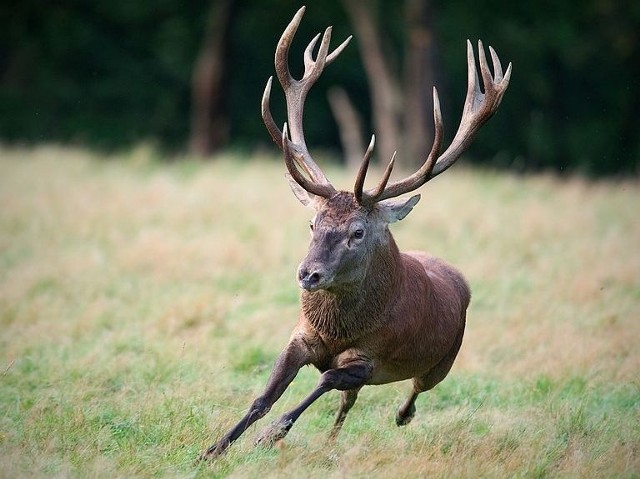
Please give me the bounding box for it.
[396,382,420,426]
[396,324,465,426]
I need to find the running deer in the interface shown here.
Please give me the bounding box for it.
[202,6,510,460]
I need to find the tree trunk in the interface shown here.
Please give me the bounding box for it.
[342,0,401,166]
[404,0,437,167]
[188,0,236,156]
[327,87,365,170]
[340,0,439,170]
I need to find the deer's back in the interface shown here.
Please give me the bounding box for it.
[407,251,471,311]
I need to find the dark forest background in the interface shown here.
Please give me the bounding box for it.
[1,0,638,176]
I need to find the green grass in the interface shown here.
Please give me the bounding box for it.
[0,145,638,478]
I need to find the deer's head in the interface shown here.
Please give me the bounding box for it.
[261,7,511,293]
[290,188,419,292]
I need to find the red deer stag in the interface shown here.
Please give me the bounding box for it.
[202,6,510,460]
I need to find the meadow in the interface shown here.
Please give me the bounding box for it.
[0,145,638,478]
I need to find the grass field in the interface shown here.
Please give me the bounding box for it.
[0,145,638,478]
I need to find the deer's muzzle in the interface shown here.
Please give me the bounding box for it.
[297,263,331,292]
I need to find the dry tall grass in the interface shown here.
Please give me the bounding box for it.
[0,146,638,478]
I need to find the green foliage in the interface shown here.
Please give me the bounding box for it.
[0,0,201,148]
[1,1,638,175]
[437,0,640,175]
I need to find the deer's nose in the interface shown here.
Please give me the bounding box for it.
[297,265,323,291]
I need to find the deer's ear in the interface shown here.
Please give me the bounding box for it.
[379,194,421,223]
[286,173,318,209]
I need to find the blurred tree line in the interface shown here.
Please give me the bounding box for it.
[1,0,637,176]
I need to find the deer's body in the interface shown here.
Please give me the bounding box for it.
[297,252,469,386]
[294,224,470,388]
[201,7,509,460]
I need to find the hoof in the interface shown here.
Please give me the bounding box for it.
[395,404,416,426]
[395,414,414,426]
[255,419,293,448]
[199,440,228,462]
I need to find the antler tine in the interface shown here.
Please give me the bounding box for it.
[274,6,304,89]
[368,152,397,200]
[488,45,504,82]
[261,76,282,149]
[303,33,322,73]
[478,41,494,100]
[358,40,510,204]
[327,35,353,65]
[425,88,444,177]
[353,135,376,202]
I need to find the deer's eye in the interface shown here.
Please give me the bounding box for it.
[353,229,364,239]
[309,222,314,231]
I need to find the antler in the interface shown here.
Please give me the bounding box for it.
[262,6,351,199]
[355,40,512,205]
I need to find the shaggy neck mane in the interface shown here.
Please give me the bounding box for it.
[301,231,402,340]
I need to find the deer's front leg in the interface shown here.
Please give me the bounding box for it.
[254,360,373,448]
[201,338,311,460]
